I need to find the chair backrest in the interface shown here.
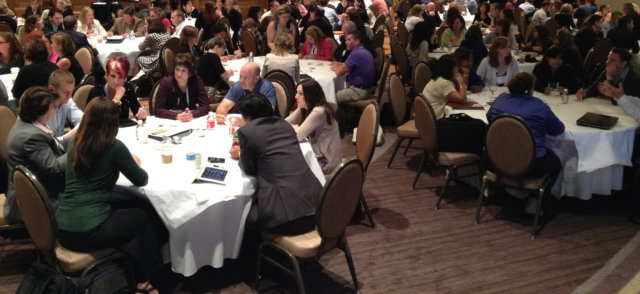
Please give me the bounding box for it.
[385,17,395,38]
[412,61,432,94]
[373,47,384,82]
[17,25,25,43]
[13,165,56,266]
[396,21,409,48]
[316,158,364,241]
[387,73,408,126]
[0,23,11,33]
[330,37,338,55]
[241,29,258,56]
[543,18,560,39]
[0,106,16,161]
[271,80,288,118]
[373,14,386,33]
[413,95,438,155]
[485,114,536,178]
[399,1,411,20]
[524,21,536,44]
[390,35,409,83]
[149,79,162,115]
[584,38,614,84]
[375,53,392,101]
[74,46,94,76]
[218,17,231,30]
[160,37,181,75]
[264,69,295,114]
[371,29,385,50]
[72,83,94,111]
[356,103,379,171]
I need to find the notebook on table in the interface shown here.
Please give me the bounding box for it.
[106,36,124,43]
[447,99,484,110]
[576,112,619,130]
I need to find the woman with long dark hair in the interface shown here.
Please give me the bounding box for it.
[0,32,23,74]
[532,47,580,94]
[422,54,467,119]
[242,5,261,31]
[406,21,431,69]
[285,79,341,174]
[522,25,552,54]
[553,28,584,79]
[473,2,491,27]
[460,25,487,69]
[440,15,466,47]
[56,96,167,294]
[477,36,518,86]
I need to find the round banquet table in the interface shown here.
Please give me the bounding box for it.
[450,87,639,200]
[115,115,325,276]
[429,48,538,73]
[223,56,345,105]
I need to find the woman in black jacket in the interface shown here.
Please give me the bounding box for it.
[532,47,580,95]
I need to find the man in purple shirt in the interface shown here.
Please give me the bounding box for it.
[331,31,375,103]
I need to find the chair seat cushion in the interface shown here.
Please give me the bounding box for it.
[262,229,321,259]
[0,195,6,226]
[486,170,548,191]
[397,120,418,137]
[438,152,480,166]
[55,243,118,273]
[346,99,376,109]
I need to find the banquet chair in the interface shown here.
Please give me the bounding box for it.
[373,14,386,33]
[148,79,162,115]
[272,80,289,118]
[17,25,25,43]
[0,23,11,33]
[13,165,121,276]
[399,0,411,20]
[583,39,614,85]
[475,114,550,239]
[387,73,418,168]
[413,95,482,208]
[241,30,258,57]
[71,83,94,112]
[155,37,181,80]
[390,35,410,85]
[385,17,395,39]
[264,70,295,114]
[353,103,379,227]
[524,22,536,44]
[330,37,338,55]
[412,61,432,95]
[396,21,409,48]
[370,29,385,50]
[74,46,94,84]
[255,158,364,294]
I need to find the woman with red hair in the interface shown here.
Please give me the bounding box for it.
[87,56,147,124]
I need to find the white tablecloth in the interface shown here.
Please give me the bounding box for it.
[224,56,345,105]
[115,116,325,276]
[452,88,639,199]
[429,49,537,73]
[96,37,145,74]
[1,73,14,102]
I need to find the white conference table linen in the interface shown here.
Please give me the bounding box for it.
[1,73,14,102]
[429,48,537,73]
[115,116,325,276]
[451,88,639,199]
[224,56,345,105]
[96,37,145,74]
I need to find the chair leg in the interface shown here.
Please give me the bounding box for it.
[475,176,488,224]
[531,188,545,240]
[255,242,306,294]
[386,137,405,168]
[412,154,427,189]
[403,138,414,157]
[360,194,376,228]
[341,238,360,293]
[436,167,454,210]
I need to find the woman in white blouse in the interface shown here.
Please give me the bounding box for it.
[476,36,518,87]
[262,33,300,82]
[285,79,341,174]
[76,6,107,37]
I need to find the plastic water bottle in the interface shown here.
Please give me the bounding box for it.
[136,120,148,143]
[129,30,135,41]
[248,52,254,63]
[206,113,215,130]
[447,42,452,52]
[514,43,519,56]
[562,88,569,104]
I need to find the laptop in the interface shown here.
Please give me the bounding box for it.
[576,112,619,130]
[195,165,228,185]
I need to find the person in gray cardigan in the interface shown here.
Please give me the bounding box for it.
[5,87,67,223]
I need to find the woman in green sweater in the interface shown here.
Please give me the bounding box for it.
[55,96,167,294]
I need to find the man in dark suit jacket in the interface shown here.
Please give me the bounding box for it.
[5,87,67,223]
[43,9,64,34]
[580,48,640,100]
[61,15,98,56]
[229,93,322,234]
[22,0,42,18]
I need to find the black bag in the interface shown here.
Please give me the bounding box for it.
[76,259,136,294]
[16,262,76,294]
[436,113,486,155]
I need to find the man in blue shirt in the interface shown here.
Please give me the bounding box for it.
[48,70,83,139]
[215,62,277,123]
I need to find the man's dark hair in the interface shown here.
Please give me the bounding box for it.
[211,23,226,35]
[124,7,136,16]
[63,15,76,29]
[610,48,632,64]
[18,86,58,123]
[24,39,49,62]
[453,47,473,62]
[49,9,63,18]
[618,15,634,29]
[346,30,364,42]
[237,93,273,120]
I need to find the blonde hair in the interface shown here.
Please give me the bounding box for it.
[49,69,75,88]
[79,6,92,25]
[273,33,294,55]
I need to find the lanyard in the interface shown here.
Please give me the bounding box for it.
[179,86,190,106]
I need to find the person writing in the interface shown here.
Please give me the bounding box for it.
[155,53,210,121]
[55,97,167,294]
[215,62,277,124]
[229,93,322,234]
[285,79,341,174]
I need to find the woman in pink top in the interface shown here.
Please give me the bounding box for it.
[299,26,333,61]
[371,0,388,16]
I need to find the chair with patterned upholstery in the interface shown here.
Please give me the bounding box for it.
[255,158,364,294]
[475,114,551,239]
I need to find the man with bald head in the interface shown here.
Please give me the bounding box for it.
[215,62,277,123]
